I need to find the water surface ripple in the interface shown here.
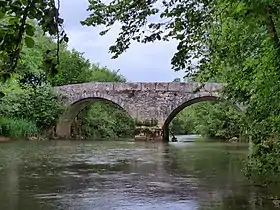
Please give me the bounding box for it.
[0,138,279,210]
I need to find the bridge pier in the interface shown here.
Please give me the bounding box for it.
[133,125,171,142]
[56,121,71,139]
[134,126,164,142]
[163,128,169,142]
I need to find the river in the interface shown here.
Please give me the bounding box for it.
[0,136,279,210]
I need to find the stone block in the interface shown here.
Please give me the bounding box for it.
[168,82,202,92]
[141,83,156,90]
[91,82,114,91]
[155,83,169,91]
[114,83,141,91]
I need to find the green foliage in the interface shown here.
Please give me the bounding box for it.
[81,0,215,74]
[245,139,280,185]
[50,51,126,86]
[170,101,244,140]
[200,1,280,183]
[17,27,57,77]
[50,49,92,86]
[89,66,126,83]
[0,83,64,129]
[0,117,38,138]
[0,23,132,140]
[0,1,68,80]
[82,0,280,75]
[0,14,133,140]
[170,110,196,135]
[21,85,64,129]
[73,102,135,139]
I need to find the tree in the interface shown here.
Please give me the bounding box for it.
[50,52,126,86]
[50,49,92,86]
[82,1,280,73]
[82,0,280,183]
[170,101,243,139]
[0,0,68,81]
[0,23,132,139]
[81,0,216,75]
[0,80,63,134]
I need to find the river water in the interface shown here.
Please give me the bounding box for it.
[0,136,279,210]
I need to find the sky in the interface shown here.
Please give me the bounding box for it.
[59,0,185,82]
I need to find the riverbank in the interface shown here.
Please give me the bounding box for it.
[0,136,49,143]
[0,137,14,142]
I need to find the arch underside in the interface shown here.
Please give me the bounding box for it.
[56,93,243,140]
[56,97,132,138]
[162,96,242,141]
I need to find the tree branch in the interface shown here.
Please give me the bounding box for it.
[9,0,36,73]
[265,6,280,48]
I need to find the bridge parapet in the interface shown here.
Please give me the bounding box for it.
[55,82,223,93]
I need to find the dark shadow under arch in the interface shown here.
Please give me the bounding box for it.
[56,97,133,138]
[162,96,242,142]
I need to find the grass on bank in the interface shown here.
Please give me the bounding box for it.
[0,117,39,138]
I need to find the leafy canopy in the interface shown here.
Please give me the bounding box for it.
[82,0,215,74]
[82,0,280,76]
[0,0,68,81]
[0,23,132,139]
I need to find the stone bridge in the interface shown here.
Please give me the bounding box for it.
[55,82,224,141]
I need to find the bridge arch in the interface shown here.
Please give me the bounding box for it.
[162,96,243,141]
[56,97,133,138]
[55,82,232,140]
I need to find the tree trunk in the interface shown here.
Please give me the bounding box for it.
[266,6,280,48]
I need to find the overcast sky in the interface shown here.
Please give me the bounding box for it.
[59,0,185,82]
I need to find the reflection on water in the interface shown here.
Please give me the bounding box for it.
[0,137,279,210]
[175,134,202,142]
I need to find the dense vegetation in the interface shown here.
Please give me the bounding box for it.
[169,78,243,140]
[0,0,67,81]
[0,25,134,139]
[73,103,135,139]
[82,0,280,183]
[170,101,243,140]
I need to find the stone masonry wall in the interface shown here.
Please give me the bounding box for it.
[55,82,223,129]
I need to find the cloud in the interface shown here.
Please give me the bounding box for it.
[59,0,185,82]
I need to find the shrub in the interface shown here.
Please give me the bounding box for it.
[170,101,243,140]
[0,117,39,138]
[72,102,135,139]
[244,139,280,185]
[0,83,64,129]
